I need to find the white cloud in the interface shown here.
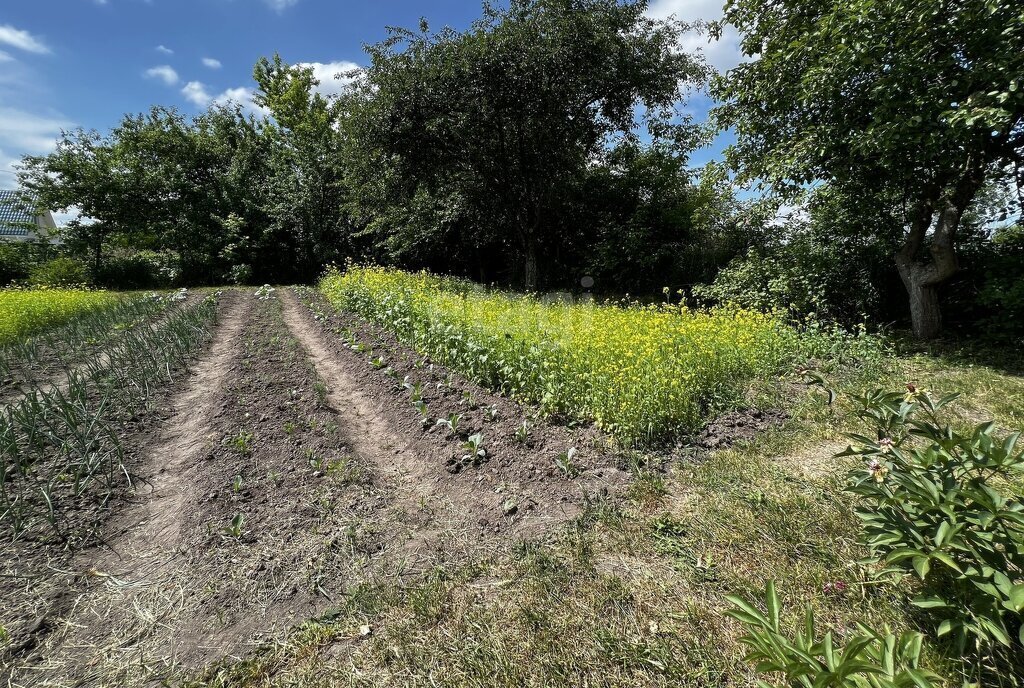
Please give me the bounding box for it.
[298,60,361,97]
[265,0,299,11]
[0,24,50,55]
[0,50,13,63]
[52,206,83,226]
[181,80,213,106]
[156,44,174,55]
[202,57,222,69]
[645,0,745,72]
[145,64,179,86]
[0,107,70,183]
[181,81,270,116]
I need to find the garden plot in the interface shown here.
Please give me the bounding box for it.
[0,289,189,406]
[0,286,626,687]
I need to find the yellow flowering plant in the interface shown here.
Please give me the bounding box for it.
[0,287,119,345]
[320,266,801,445]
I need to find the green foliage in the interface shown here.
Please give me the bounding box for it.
[969,224,1024,337]
[842,388,1024,655]
[346,0,707,289]
[0,242,53,287]
[727,582,940,688]
[90,250,177,289]
[322,266,797,445]
[715,0,1024,337]
[28,257,90,288]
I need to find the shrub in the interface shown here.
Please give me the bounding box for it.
[727,581,940,687]
[841,387,1024,655]
[91,250,177,290]
[0,243,34,286]
[28,257,90,288]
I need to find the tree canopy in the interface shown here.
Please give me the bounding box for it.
[715,0,1024,337]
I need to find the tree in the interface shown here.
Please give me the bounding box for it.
[347,0,706,290]
[714,0,1024,338]
[19,127,141,273]
[253,55,355,279]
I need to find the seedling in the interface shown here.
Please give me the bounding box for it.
[460,391,478,409]
[223,513,244,538]
[371,356,387,369]
[515,420,531,444]
[462,433,487,463]
[224,429,255,456]
[313,380,329,404]
[436,412,463,436]
[484,405,499,422]
[405,379,424,402]
[231,474,243,493]
[555,446,580,478]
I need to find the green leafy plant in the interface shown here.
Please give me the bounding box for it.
[461,433,486,463]
[436,412,462,436]
[222,513,244,539]
[515,420,531,445]
[554,446,579,478]
[404,377,424,402]
[727,582,940,688]
[841,386,1024,654]
[223,429,255,457]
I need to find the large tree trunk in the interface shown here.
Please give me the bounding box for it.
[898,264,944,339]
[522,244,538,292]
[894,168,984,340]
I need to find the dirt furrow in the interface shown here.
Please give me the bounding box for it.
[279,288,627,540]
[1,291,252,687]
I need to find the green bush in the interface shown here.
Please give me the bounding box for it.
[0,243,33,286]
[842,387,1024,655]
[974,225,1024,334]
[91,250,177,290]
[727,582,940,687]
[28,257,90,288]
[693,231,886,324]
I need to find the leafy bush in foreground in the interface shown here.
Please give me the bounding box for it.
[843,388,1024,656]
[727,582,939,688]
[321,266,797,445]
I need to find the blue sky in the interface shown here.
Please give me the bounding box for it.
[0,0,740,213]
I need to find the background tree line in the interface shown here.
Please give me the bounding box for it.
[10,0,1024,339]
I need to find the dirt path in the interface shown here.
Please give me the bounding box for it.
[86,291,252,561]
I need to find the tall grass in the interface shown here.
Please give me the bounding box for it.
[320,267,800,444]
